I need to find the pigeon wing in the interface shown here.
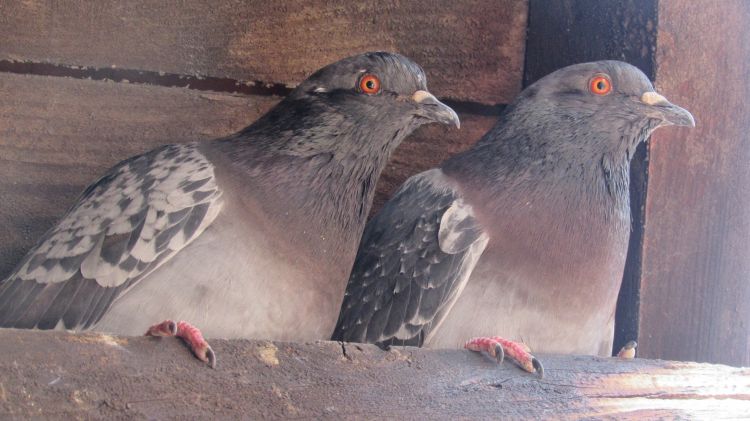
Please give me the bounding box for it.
[332,168,488,346]
[0,143,222,330]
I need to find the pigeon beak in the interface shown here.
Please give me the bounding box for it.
[640,91,695,127]
[412,90,461,129]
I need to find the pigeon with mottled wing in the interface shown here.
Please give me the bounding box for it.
[0,52,459,366]
[333,61,693,375]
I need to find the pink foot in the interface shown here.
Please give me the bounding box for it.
[145,320,216,368]
[465,336,543,377]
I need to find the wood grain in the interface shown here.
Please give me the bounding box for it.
[0,72,495,278]
[640,0,750,366]
[0,329,748,419]
[0,0,528,104]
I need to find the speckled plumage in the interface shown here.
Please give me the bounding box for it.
[333,61,694,355]
[0,52,459,340]
[0,143,221,331]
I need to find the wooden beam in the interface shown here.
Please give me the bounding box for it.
[0,329,747,419]
[640,0,750,366]
[0,0,528,104]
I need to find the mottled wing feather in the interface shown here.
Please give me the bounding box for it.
[332,169,488,346]
[0,143,222,330]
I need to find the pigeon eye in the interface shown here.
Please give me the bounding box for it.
[359,74,381,95]
[589,75,612,95]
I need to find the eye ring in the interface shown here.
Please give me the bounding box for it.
[589,75,612,95]
[359,74,381,95]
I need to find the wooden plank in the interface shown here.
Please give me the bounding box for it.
[523,0,658,355]
[640,0,750,366]
[0,72,495,278]
[0,0,528,104]
[0,329,748,419]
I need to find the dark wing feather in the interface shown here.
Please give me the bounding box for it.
[332,169,488,346]
[0,143,222,330]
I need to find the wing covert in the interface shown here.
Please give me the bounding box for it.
[332,168,488,346]
[0,143,222,330]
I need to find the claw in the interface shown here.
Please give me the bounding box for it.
[464,337,506,362]
[193,343,217,369]
[493,342,505,364]
[145,320,177,337]
[206,347,217,369]
[531,357,544,378]
[465,336,543,377]
[145,319,216,368]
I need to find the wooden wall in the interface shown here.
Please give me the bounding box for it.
[1,0,748,367]
[640,0,750,366]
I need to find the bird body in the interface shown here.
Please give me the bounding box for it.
[420,170,629,354]
[0,52,459,342]
[428,136,631,354]
[333,61,694,356]
[94,163,348,340]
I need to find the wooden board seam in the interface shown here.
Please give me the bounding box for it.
[0,59,507,117]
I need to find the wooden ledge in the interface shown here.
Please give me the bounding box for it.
[0,329,748,419]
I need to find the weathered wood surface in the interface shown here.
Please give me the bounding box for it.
[0,72,495,277]
[0,330,748,419]
[640,0,750,366]
[0,0,528,104]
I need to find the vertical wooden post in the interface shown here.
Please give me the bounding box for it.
[640,0,750,366]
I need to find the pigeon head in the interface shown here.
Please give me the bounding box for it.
[224,52,459,233]
[505,60,694,160]
[245,52,459,159]
[291,51,460,131]
[444,60,694,207]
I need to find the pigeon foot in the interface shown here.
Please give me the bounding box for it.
[464,336,543,378]
[617,340,638,359]
[145,320,216,368]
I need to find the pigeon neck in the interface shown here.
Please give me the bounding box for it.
[444,116,652,219]
[215,108,408,247]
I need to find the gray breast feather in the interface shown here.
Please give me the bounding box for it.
[0,143,222,330]
[332,168,488,346]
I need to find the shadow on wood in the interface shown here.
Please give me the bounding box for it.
[0,330,747,419]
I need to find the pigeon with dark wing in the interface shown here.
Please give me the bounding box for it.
[332,61,693,375]
[0,52,459,366]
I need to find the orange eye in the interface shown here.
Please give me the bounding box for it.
[590,75,612,95]
[359,74,381,94]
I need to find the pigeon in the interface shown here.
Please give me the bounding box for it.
[332,61,694,375]
[0,52,459,366]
